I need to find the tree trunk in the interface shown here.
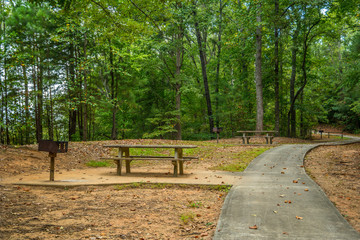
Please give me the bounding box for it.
[193,8,214,134]
[35,49,43,142]
[215,0,223,128]
[255,3,263,132]
[83,33,88,141]
[174,10,184,140]
[5,57,9,144]
[288,18,319,138]
[287,23,300,138]
[274,0,280,135]
[68,43,77,141]
[109,40,117,140]
[21,61,30,144]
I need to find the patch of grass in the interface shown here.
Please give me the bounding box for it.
[213,147,270,172]
[207,185,232,192]
[180,212,195,224]
[86,160,113,167]
[113,183,232,192]
[123,148,170,157]
[218,163,247,172]
[114,182,146,190]
[188,201,202,208]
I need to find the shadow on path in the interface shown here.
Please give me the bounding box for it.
[214,136,360,240]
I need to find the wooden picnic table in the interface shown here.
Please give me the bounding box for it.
[237,131,278,144]
[102,144,198,177]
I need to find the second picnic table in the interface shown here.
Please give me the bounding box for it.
[102,144,198,177]
[237,131,277,144]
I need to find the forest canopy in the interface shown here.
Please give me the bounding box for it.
[0,0,359,145]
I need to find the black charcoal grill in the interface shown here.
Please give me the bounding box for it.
[38,140,68,181]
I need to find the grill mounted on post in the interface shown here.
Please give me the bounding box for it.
[38,140,68,181]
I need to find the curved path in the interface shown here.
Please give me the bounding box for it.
[214,137,360,240]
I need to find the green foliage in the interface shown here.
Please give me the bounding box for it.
[142,110,179,139]
[1,0,360,145]
[180,212,195,225]
[214,147,270,172]
[86,160,113,167]
[188,201,202,208]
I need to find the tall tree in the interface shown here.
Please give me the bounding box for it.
[255,1,263,132]
[193,3,214,134]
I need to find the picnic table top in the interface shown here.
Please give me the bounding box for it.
[103,144,197,149]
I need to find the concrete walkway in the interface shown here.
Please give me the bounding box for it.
[214,138,360,240]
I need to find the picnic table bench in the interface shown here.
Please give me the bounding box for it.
[236,131,277,144]
[101,144,198,177]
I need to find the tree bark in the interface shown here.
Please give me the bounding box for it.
[255,3,263,132]
[287,22,300,137]
[193,8,214,134]
[274,0,280,135]
[174,5,184,140]
[109,40,117,140]
[68,43,77,141]
[288,18,320,138]
[35,44,43,142]
[215,0,223,128]
[83,33,88,141]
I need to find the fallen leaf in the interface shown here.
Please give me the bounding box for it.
[281,172,285,174]
[249,225,258,230]
[293,180,298,183]
[296,216,303,220]
[273,210,278,214]
[304,189,309,192]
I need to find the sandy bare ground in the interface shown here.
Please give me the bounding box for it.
[305,142,360,232]
[0,135,358,239]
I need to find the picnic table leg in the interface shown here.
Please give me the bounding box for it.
[117,148,123,175]
[116,159,122,176]
[124,148,131,173]
[172,160,178,177]
[246,137,250,144]
[175,148,184,175]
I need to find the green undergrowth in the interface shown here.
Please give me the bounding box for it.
[86,160,113,167]
[213,147,271,172]
[180,212,195,224]
[114,182,232,192]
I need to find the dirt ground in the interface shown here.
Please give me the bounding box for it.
[304,143,360,232]
[0,135,358,239]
